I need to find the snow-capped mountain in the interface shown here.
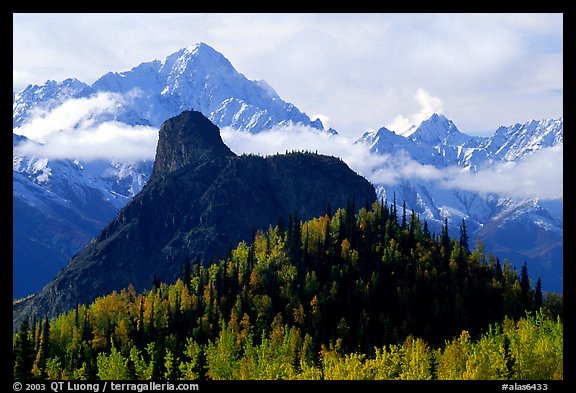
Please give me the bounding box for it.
[472,118,564,163]
[13,43,324,132]
[12,43,325,299]
[12,41,563,297]
[360,115,563,292]
[13,133,153,298]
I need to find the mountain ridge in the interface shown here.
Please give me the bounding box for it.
[361,114,562,292]
[14,42,325,132]
[13,110,376,323]
[12,42,563,296]
[12,43,328,298]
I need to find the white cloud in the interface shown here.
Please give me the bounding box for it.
[369,151,446,185]
[13,13,562,136]
[221,125,386,178]
[14,98,562,201]
[441,145,563,200]
[14,93,158,161]
[386,89,444,134]
[221,126,562,201]
[13,84,561,200]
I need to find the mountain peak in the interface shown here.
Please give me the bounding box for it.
[14,42,322,133]
[421,113,451,128]
[150,110,235,181]
[187,42,216,54]
[409,113,470,146]
[162,42,235,74]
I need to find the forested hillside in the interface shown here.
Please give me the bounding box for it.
[13,199,563,380]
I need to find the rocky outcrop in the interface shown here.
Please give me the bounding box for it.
[14,111,376,324]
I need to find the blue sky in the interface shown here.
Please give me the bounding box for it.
[13,13,563,137]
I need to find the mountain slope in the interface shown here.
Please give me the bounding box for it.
[14,43,323,132]
[12,43,562,297]
[13,111,375,322]
[362,115,563,292]
[12,43,326,299]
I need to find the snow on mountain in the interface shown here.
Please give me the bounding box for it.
[407,113,470,146]
[360,114,563,292]
[473,117,564,163]
[12,43,327,299]
[12,41,563,296]
[13,134,152,209]
[13,133,154,298]
[14,42,323,133]
[362,125,445,167]
[13,78,92,128]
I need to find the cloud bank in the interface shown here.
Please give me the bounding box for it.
[13,13,563,136]
[442,145,563,200]
[14,92,159,162]
[221,126,562,200]
[13,93,562,201]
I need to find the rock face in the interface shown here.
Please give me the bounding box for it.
[14,111,376,323]
[150,110,234,180]
[12,42,326,300]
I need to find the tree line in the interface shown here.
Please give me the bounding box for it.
[13,198,562,380]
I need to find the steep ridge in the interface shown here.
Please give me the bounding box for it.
[13,111,375,324]
[13,43,323,132]
[12,43,326,298]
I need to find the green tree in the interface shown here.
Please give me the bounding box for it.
[459,218,469,256]
[205,325,240,380]
[399,337,432,380]
[520,262,532,311]
[97,345,129,380]
[31,319,50,378]
[436,331,472,379]
[164,349,180,380]
[13,317,34,380]
[179,338,203,380]
[534,278,543,311]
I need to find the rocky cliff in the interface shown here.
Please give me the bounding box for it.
[14,111,375,323]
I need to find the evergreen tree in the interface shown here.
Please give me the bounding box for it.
[401,201,407,230]
[153,275,162,290]
[520,262,532,311]
[183,257,192,290]
[534,278,543,311]
[495,257,503,281]
[441,218,450,247]
[440,217,451,264]
[32,318,50,378]
[459,218,470,256]
[422,221,430,240]
[13,317,34,380]
[13,201,561,381]
[392,192,398,224]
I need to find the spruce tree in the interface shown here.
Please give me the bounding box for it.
[495,257,503,280]
[534,277,543,311]
[183,257,192,290]
[459,218,470,255]
[520,262,532,311]
[392,192,398,224]
[423,220,430,240]
[401,201,407,229]
[14,317,34,380]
